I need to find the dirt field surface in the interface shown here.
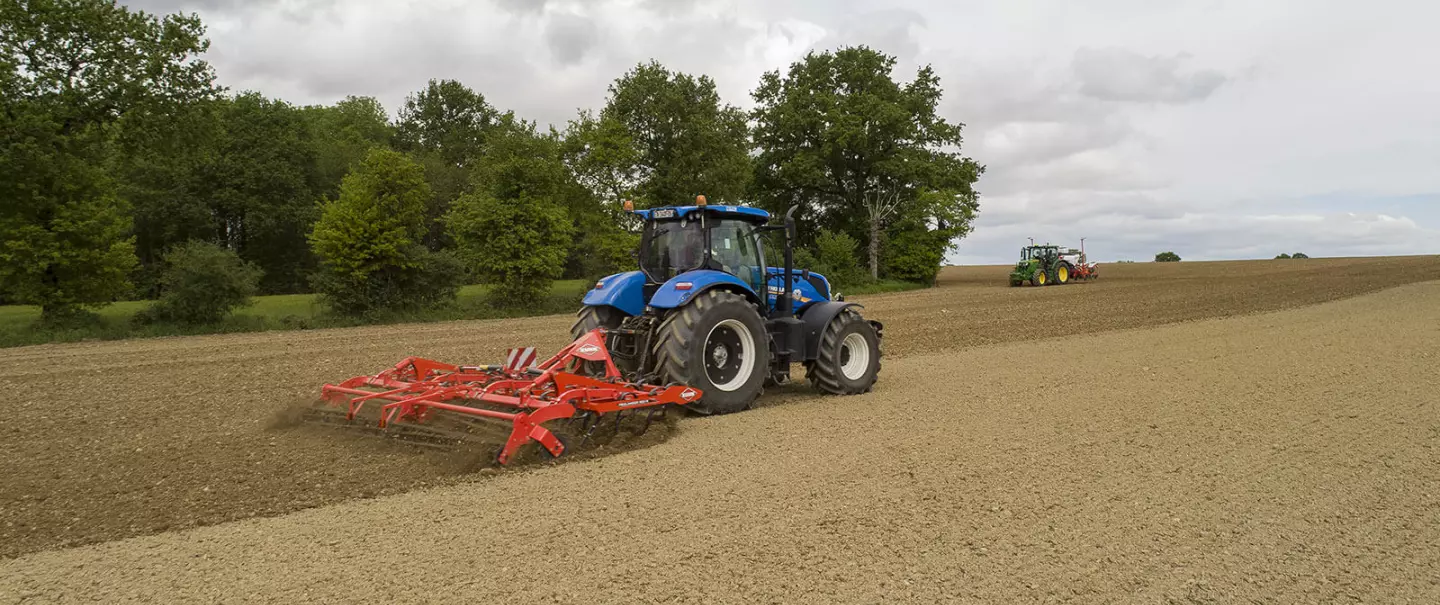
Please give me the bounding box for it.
[2,256,1439,603]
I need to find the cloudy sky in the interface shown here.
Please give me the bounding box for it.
[122,0,1440,264]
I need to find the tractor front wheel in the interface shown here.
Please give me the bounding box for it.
[652,289,769,415]
[805,308,881,395]
[1030,270,1047,287]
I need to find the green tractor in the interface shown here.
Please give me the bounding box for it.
[1009,244,1071,287]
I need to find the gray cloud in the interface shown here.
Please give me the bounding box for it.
[1072,47,1227,104]
[493,0,550,16]
[113,0,1440,264]
[545,13,602,66]
[815,8,927,61]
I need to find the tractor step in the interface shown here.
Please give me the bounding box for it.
[309,329,702,464]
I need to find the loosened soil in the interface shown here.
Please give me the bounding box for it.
[1,255,1437,563]
[2,264,1437,602]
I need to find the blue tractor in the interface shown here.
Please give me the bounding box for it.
[573,196,884,415]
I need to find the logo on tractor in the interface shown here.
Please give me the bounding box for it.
[577,343,601,356]
[680,388,698,401]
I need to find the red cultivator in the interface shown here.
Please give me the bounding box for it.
[310,329,701,465]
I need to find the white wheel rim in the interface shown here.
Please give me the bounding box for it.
[705,318,756,392]
[839,332,870,380]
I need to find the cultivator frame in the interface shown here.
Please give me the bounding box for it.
[313,329,701,464]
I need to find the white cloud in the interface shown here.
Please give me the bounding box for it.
[1071,47,1228,104]
[117,0,1440,264]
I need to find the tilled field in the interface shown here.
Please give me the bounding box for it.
[2,258,1438,603]
[1,256,1438,577]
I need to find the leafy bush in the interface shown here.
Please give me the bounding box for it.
[143,240,262,325]
[1155,251,1182,262]
[307,148,461,316]
[307,246,463,317]
[1292,252,1309,259]
[568,227,639,282]
[812,228,866,288]
[445,191,573,307]
[883,222,951,284]
[1275,253,1292,259]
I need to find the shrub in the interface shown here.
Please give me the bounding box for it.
[1275,253,1292,259]
[1155,251,1182,262]
[445,191,573,307]
[144,241,262,325]
[883,224,951,284]
[1292,252,1309,259]
[308,148,461,316]
[568,226,640,282]
[812,228,866,288]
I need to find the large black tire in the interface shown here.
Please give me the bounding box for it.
[651,289,769,415]
[570,305,627,376]
[804,308,881,395]
[1055,262,1072,285]
[570,305,626,340]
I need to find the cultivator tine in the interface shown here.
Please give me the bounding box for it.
[309,328,702,465]
[639,407,662,435]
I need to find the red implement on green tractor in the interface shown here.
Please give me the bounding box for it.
[308,329,699,465]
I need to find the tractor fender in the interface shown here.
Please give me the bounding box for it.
[647,269,762,310]
[797,301,865,361]
[580,270,647,317]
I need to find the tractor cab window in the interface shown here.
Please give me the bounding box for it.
[708,219,765,293]
[641,218,706,281]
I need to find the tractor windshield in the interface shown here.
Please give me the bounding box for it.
[641,219,706,281]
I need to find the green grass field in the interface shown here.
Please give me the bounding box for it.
[0,278,927,348]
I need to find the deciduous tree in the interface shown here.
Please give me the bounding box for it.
[750,45,983,281]
[445,123,574,306]
[0,0,217,321]
[309,148,461,315]
[395,78,503,168]
[579,61,752,207]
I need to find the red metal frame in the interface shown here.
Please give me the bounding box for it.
[318,329,701,464]
[1072,262,1099,280]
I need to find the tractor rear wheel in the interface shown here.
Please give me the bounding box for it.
[571,305,627,376]
[570,305,626,339]
[805,308,881,395]
[1056,263,1071,284]
[651,289,769,415]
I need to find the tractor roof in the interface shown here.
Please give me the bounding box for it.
[632,204,771,224]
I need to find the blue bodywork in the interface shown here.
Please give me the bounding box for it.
[581,203,831,318]
[765,267,829,314]
[583,266,831,316]
[647,269,758,309]
[631,204,771,222]
[580,270,647,316]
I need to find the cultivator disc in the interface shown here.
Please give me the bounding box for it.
[305,329,701,465]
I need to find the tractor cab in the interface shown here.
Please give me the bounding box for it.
[1019,245,1060,263]
[622,197,831,317]
[633,201,773,297]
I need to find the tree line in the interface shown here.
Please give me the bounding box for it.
[1,0,983,325]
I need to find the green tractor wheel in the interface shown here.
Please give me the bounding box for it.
[1030,270,1047,287]
[1055,263,1070,285]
